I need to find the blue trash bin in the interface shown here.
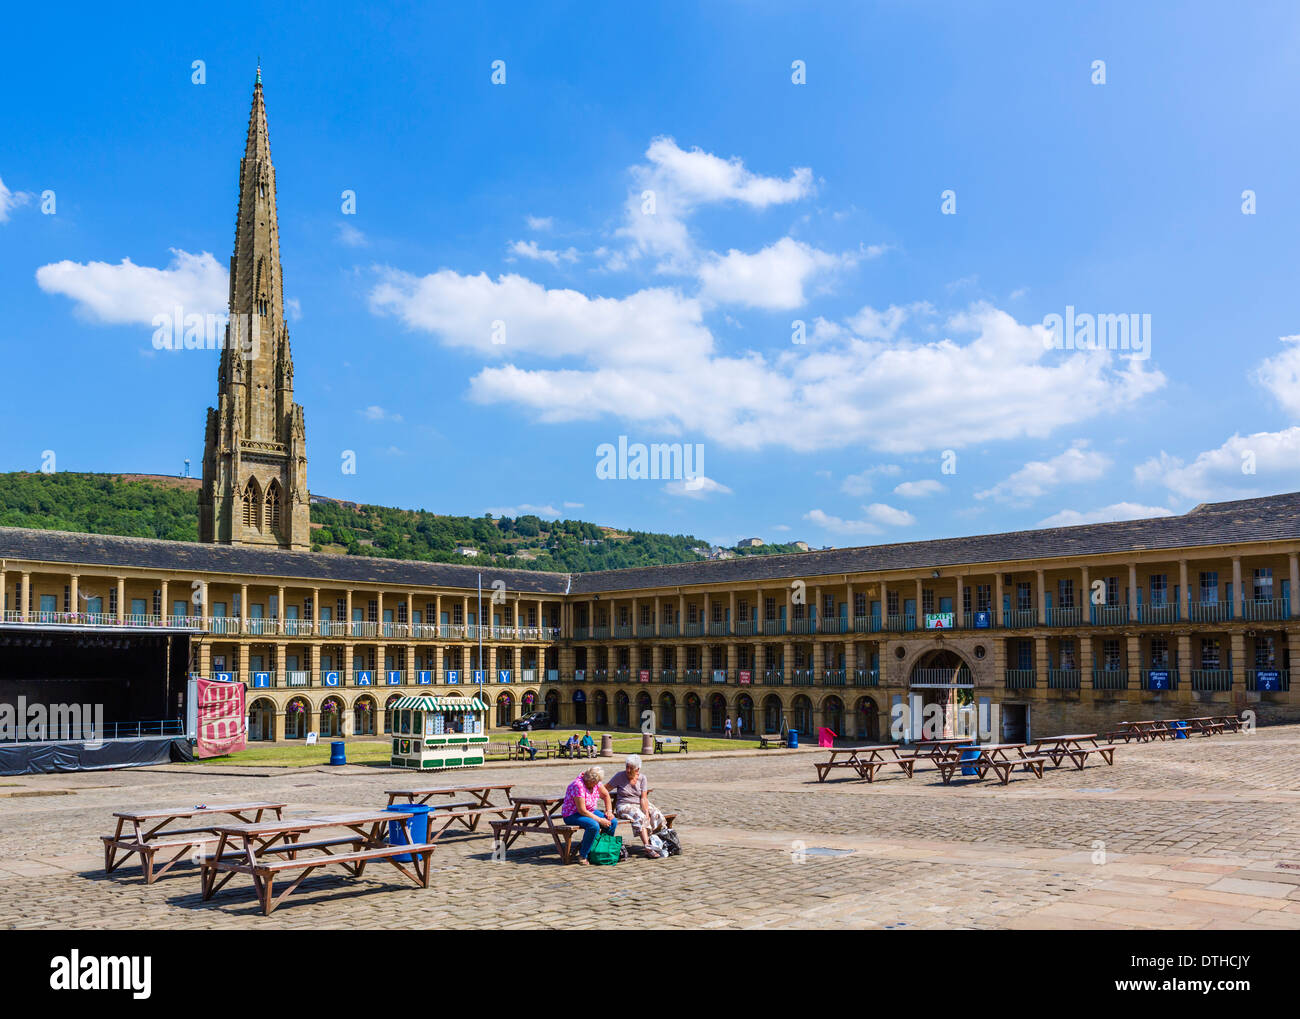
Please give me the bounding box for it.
[329,741,347,766]
[787,729,799,749]
[958,746,982,776]
[385,803,431,862]
[1172,720,1188,739]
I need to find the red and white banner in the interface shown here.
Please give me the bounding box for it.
[197,678,247,758]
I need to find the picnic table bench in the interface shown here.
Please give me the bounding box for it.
[908,738,971,761]
[102,801,286,884]
[487,795,678,864]
[1031,734,1118,770]
[934,744,1045,785]
[1184,717,1226,736]
[814,745,916,783]
[759,733,786,749]
[200,810,435,916]
[654,735,688,754]
[384,784,515,832]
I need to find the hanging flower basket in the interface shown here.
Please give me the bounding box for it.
[288,702,304,713]
[323,701,337,712]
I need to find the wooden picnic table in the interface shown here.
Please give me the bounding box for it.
[909,738,971,760]
[487,796,579,863]
[1032,734,1117,769]
[384,783,517,835]
[1184,717,1226,736]
[102,801,286,884]
[201,810,435,915]
[935,743,1045,785]
[814,745,914,783]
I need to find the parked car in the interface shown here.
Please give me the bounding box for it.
[511,711,554,731]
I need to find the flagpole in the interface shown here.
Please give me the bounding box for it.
[477,572,484,692]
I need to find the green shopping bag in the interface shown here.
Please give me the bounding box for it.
[587,830,623,866]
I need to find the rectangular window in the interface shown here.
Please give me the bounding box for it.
[887,591,900,615]
[1059,638,1076,670]
[853,592,866,617]
[1057,578,1074,608]
[64,585,71,613]
[1103,639,1122,669]
[453,605,464,625]
[336,598,346,620]
[1149,575,1167,605]
[976,584,991,612]
[1199,572,1219,604]
[1253,568,1273,602]
[1017,639,1033,670]
[764,597,776,620]
[921,589,934,614]
[962,586,972,614]
[1200,638,1221,669]
[1105,577,1120,605]
[1017,582,1032,612]
[823,594,835,617]
[1149,636,1168,668]
[367,599,378,623]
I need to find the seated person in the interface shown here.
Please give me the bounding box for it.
[560,766,617,865]
[605,754,667,859]
[565,733,579,756]
[517,734,538,761]
[580,730,596,757]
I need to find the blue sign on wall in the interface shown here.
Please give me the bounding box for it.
[356,670,373,685]
[1147,669,1170,691]
[417,670,433,685]
[323,671,340,687]
[386,671,402,685]
[472,670,485,684]
[573,689,586,702]
[445,670,460,684]
[215,671,235,683]
[251,672,270,688]
[498,669,511,683]
[973,611,991,629]
[1257,670,1281,691]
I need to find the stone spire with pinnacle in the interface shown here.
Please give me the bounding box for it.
[199,67,310,550]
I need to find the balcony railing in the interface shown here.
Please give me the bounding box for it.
[658,624,679,638]
[1188,602,1232,623]
[1240,598,1289,622]
[1139,603,1180,624]
[852,669,879,687]
[708,622,730,637]
[1047,668,1081,689]
[791,669,816,687]
[761,619,785,636]
[822,669,846,686]
[818,617,847,635]
[884,613,916,633]
[1189,669,1233,692]
[910,667,972,686]
[683,623,705,637]
[613,625,633,638]
[734,620,757,637]
[853,614,882,634]
[1091,605,1129,626]
[636,624,657,638]
[683,669,703,684]
[762,670,785,686]
[1004,668,1036,689]
[1091,668,1129,690]
[787,618,815,635]
[1046,606,1085,627]
[1004,609,1038,629]
[659,669,678,684]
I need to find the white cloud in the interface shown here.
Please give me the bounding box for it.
[803,509,882,536]
[847,302,934,341]
[618,136,814,271]
[1254,335,1300,418]
[525,215,554,231]
[374,271,1165,454]
[894,479,944,498]
[486,503,563,518]
[338,223,368,247]
[507,240,579,267]
[35,248,227,325]
[361,405,403,423]
[663,475,732,499]
[0,177,33,223]
[1037,502,1174,527]
[697,237,850,310]
[285,297,302,321]
[863,502,916,527]
[1134,426,1300,501]
[976,442,1112,502]
[562,501,584,509]
[841,464,901,496]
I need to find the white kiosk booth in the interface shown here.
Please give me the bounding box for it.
[389,695,489,770]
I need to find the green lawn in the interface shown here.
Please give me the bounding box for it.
[194,728,763,767]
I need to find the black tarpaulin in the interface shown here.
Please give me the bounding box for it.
[0,736,192,776]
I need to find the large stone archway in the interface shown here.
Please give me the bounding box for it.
[904,648,975,741]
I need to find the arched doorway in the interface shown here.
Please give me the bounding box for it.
[593,689,609,725]
[908,649,974,740]
[284,697,309,740]
[319,696,344,737]
[791,695,813,737]
[248,698,276,741]
[496,691,513,728]
[658,693,676,733]
[708,693,727,732]
[822,695,845,739]
[572,690,588,726]
[684,693,701,731]
[762,695,783,735]
[521,690,537,713]
[736,693,754,736]
[854,696,879,741]
[353,696,375,736]
[615,690,630,728]
[544,689,560,724]
[635,691,652,731]
[384,694,402,734]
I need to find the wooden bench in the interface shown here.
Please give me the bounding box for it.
[759,733,786,749]
[102,801,286,884]
[557,742,597,759]
[654,735,688,754]
[936,755,988,784]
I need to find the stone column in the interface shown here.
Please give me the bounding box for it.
[1126,633,1142,696]
[994,573,1004,627]
[1035,635,1049,683]
[812,639,825,681]
[678,594,686,632]
[1128,563,1139,622]
[1232,556,1243,617]
[1176,633,1193,706]
[1179,560,1190,619]
[405,644,416,684]
[115,576,125,623]
[1035,569,1046,622]
[879,581,888,626]
[273,642,285,684]
[238,582,248,632]
[345,589,354,636]
[1290,553,1299,617]
[1080,566,1090,621]
[1229,631,1246,695]
[955,575,963,622]
[69,574,79,619]
[160,580,169,623]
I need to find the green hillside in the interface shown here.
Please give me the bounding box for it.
[0,472,729,573]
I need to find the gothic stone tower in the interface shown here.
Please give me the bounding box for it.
[199,69,310,550]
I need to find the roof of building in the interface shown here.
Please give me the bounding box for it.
[0,527,570,594]
[1,491,1297,595]
[566,491,1300,594]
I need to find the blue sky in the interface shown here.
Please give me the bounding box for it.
[3,1,1299,548]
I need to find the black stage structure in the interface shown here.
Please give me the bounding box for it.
[0,622,195,775]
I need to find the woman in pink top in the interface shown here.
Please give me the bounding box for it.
[561,766,617,864]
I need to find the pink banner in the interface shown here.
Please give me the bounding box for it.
[738,670,752,684]
[639,669,650,683]
[197,678,247,758]
[818,726,836,748]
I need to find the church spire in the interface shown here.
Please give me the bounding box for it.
[199,69,310,551]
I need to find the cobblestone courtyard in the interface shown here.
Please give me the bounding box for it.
[2,726,1298,930]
